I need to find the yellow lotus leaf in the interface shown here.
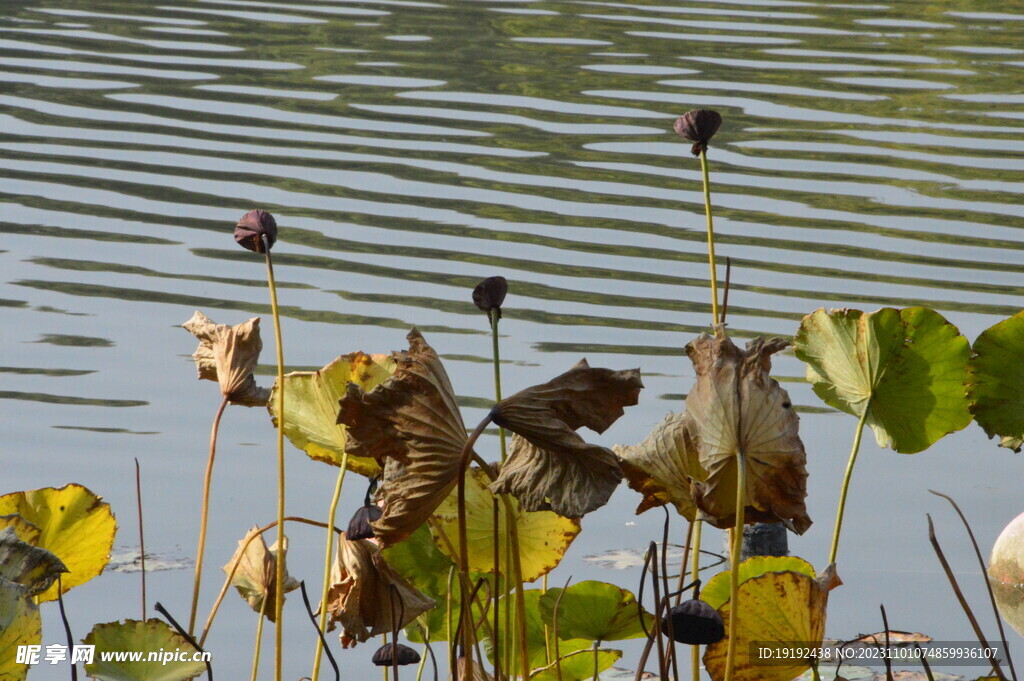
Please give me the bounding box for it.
[0,484,116,602]
[83,619,206,681]
[431,467,581,582]
[703,560,841,681]
[0,578,41,681]
[325,532,436,645]
[490,359,643,518]
[615,411,707,518]
[0,515,40,545]
[684,328,811,533]
[0,527,67,597]
[270,351,396,476]
[182,310,268,407]
[529,648,622,681]
[222,527,299,622]
[337,328,469,549]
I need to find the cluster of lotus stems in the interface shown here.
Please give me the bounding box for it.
[2,110,1023,681]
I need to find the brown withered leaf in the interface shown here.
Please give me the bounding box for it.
[223,527,298,622]
[448,657,495,681]
[324,532,435,645]
[336,328,468,549]
[0,527,68,597]
[684,328,811,534]
[182,310,269,407]
[614,412,707,518]
[489,359,643,518]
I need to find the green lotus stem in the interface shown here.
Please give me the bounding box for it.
[251,597,268,681]
[457,418,492,680]
[135,458,146,620]
[699,149,719,325]
[199,513,334,645]
[488,313,508,681]
[504,499,531,681]
[723,451,747,681]
[829,404,870,564]
[690,519,703,681]
[265,244,287,681]
[415,631,429,681]
[446,566,455,675]
[189,394,229,636]
[312,452,349,681]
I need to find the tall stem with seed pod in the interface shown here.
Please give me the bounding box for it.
[189,394,228,635]
[312,452,349,681]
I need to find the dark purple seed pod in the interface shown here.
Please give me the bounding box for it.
[371,642,421,666]
[472,276,508,325]
[346,504,383,540]
[661,597,725,645]
[673,109,723,156]
[234,209,278,253]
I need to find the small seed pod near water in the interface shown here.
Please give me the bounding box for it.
[662,596,725,645]
[371,642,421,666]
[472,275,508,325]
[234,209,278,253]
[347,504,383,541]
[673,109,722,157]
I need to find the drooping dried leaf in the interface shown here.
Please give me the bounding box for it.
[489,359,643,517]
[324,532,435,645]
[222,527,298,622]
[0,515,40,545]
[270,351,396,476]
[336,328,468,549]
[615,411,707,518]
[448,657,494,681]
[0,527,67,597]
[684,328,811,533]
[182,311,269,407]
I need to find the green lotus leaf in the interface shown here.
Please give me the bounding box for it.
[485,589,590,672]
[83,619,206,681]
[0,578,41,681]
[529,647,622,681]
[701,555,816,610]
[0,516,40,545]
[430,467,581,583]
[270,351,396,475]
[538,580,653,642]
[967,311,1024,452]
[0,527,67,597]
[0,484,116,602]
[703,563,841,681]
[794,307,971,454]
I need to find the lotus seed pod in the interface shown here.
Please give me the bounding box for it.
[371,642,421,666]
[234,209,278,253]
[346,504,383,541]
[472,276,508,325]
[673,109,723,156]
[661,597,725,645]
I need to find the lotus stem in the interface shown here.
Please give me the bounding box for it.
[135,458,146,620]
[456,417,493,680]
[488,313,508,681]
[312,452,349,681]
[199,516,337,646]
[698,148,719,325]
[723,450,747,681]
[55,576,77,681]
[251,597,268,681]
[690,519,703,681]
[552,576,571,681]
[264,242,287,681]
[190,394,229,636]
[661,507,679,681]
[829,405,870,564]
[592,640,600,681]
[415,627,429,681]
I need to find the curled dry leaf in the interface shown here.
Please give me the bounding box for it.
[182,311,269,407]
[0,527,67,598]
[684,328,811,533]
[222,527,298,622]
[324,532,435,646]
[489,359,643,518]
[336,328,468,549]
[615,411,707,518]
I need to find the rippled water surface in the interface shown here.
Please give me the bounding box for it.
[3,0,1023,677]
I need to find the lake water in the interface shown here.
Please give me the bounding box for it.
[2,0,1023,678]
